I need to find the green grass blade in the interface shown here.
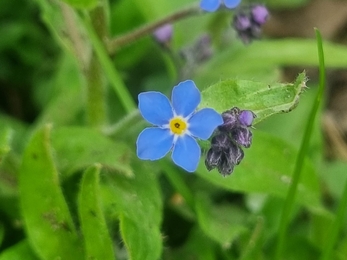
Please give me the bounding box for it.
[275,28,326,259]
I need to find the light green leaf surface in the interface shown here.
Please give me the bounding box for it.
[162,227,217,260]
[19,125,84,260]
[35,0,90,63]
[200,72,306,124]
[78,164,115,260]
[197,131,321,210]
[106,161,162,260]
[0,222,4,247]
[51,127,133,177]
[195,39,347,85]
[34,55,83,128]
[61,0,98,9]
[195,193,248,246]
[0,240,39,260]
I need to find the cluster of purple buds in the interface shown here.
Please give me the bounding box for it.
[205,107,256,176]
[233,5,269,44]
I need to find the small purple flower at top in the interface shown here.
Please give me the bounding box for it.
[136,80,223,172]
[233,4,269,44]
[153,24,173,45]
[251,5,269,25]
[200,0,241,12]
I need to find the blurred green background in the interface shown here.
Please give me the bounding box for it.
[1,0,347,259]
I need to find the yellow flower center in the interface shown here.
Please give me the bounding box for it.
[169,117,187,135]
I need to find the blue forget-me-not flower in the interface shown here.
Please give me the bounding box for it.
[136,80,223,172]
[200,0,241,12]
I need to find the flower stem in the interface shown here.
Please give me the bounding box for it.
[85,52,107,126]
[275,28,326,259]
[81,12,136,114]
[103,110,142,137]
[107,4,201,54]
[85,3,109,126]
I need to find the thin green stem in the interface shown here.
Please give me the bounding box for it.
[275,28,326,259]
[103,110,141,137]
[81,12,136,114]
[85,52,107,126]
[160,160,195,210]
[107,4,201,54]
[85,4,109,126]
[321,179,347,260]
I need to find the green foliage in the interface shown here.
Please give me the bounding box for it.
[197,131,321,209]
[200,72,306,124]
[78,164,115,260]
[19,125,84,260]
[1,0,347,259]
[61,0,98,9]
[105,161,163,260]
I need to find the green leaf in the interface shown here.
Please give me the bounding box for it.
[78,164,115,260]
[0,222,4,247]
[105,161,162,260]
[200,72,306,124]
[51,127,133,177]
[34,0,90,61]
[34,55,83,128]
[0,240,39,260]
[266,0,310,8]
[60,0,98,9]
[162,227,217,260]
[195,39,347,85]
[0,126,11,158]
[195,193,248,247]
[19,125,84,260]
[197,131,322,210]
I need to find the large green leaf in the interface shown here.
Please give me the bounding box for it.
[19,125,84,260]
[78,164,115,260]
[200,72,306,124]
[195,39,347,85]
[51,127,132,177]
[197,131,322,210]
[105,161,162,260]
[0,240,39,260]
[195,193,248,247]
[60,0,98,9]
[34,55,83,128]
[34,0,90,62]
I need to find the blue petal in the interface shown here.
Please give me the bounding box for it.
[171,135,201,172]
[200,0,220,12]
[138,92,173,126]
[171,80,200,118]
[224,0,241,9]
[136,127,173,160]
[188,108,223,140]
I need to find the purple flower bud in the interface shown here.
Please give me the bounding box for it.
[238,110,256,127]
[251,5,269,25]
[218,156,235,176]
[233,13,252,31]
[205,149,222,171]
[153,24,173,44]
[217,142,244,176]
[211,132,232,150]
[232,126,253,148]
[218,107,240,132]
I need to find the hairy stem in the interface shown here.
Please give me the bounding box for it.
[107,4,201,53]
